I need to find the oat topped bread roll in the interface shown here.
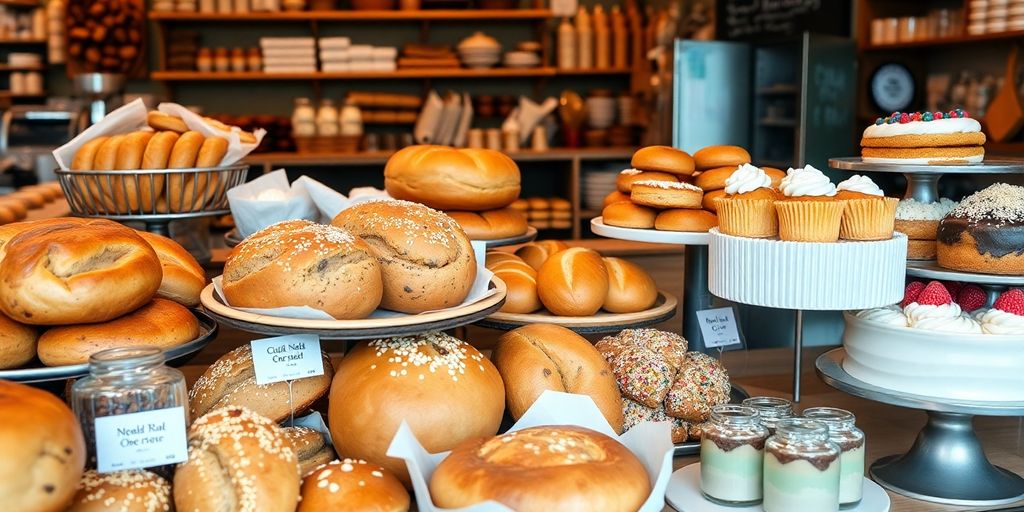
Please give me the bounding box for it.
[384,145,521,211]
[68,470,171,512]
[298,459,410,512]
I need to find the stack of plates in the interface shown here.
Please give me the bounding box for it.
[458,48,501,69]
[583,170,620,211]
[503,51,541,68]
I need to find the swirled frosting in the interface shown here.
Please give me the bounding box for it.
[724,164,772,195]
[837,175,883,197]
[904,302,962,323]
[979,309,1024,335]
[855,306,908,326]
[912,314,983,333]
[863,117,981,138]
[780,165,837,197]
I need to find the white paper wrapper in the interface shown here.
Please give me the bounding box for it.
[211,240,495,321]
[52,99,265,171]
[386,391,675,512]
[708,228,907,310]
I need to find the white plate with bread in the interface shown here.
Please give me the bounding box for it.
[478,289,678,333]
[591,217,711,245]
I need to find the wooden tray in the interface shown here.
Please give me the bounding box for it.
[200,277,507,340]
[475,290,677,333]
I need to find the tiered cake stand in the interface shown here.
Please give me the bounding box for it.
[819,157,1024,506]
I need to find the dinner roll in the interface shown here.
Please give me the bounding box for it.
[514,240,570,270]
[631,145,696,176]
[602,201,657,229]
[537,248,609,316]
[298,459,410,512]
[693,145,751,171]
[282,426,336,477]
[0,219,162,325]
[485,250,521,267]
[603,190,631,208]
[0,198,28,219]
[384,145,521,211]
[332,200,476,314]
[702,190,726,212]
[694,166,737,191]
[446,208,528,240]
[616,169,678,193]
[174,407,300,512]
[603,257,658,313]
[37,299,199,366]
[68,470,171,512]
[136,231,206,307]
[492,265,541,314]
[655,209,718,232]
[0,313,36,369]
[429,425,649,512]
[190,344,334,424]
[328,333,505,484]
[223,222,383,319]
[0,380,86,512]
[494,324,624,432]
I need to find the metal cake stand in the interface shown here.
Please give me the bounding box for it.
[817,348,1024,506]
[829,158,1024,203]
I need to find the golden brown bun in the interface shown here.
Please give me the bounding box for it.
[197,135,228,167]
[762,167,786,188]
[631,145,696,176]
[485,250,521,267]
[110,131,155,212]
[384,145,521,211]
[494,324,623,432]
[693,145,751,171]
[168,135,228,213]
[0,219,162,325]
[135,131,179,212]
[603,257,658,312]
[492,266,541,313]
[693,166,738,191]
[447,208,528,240]
[147,111,188,133]
[136,230,206,307]
[616,170,678,193]
[630,181,704,209]
[0,205,14,225]
[7,190,45,208]
[489,258,536,274]
[0,313,36,369]
[0,380,85,512]
[0,217,91,262]
[113,130,152,171]
[429,425,649,512]
[298,459,410,512]
[282,426,336,477]
[702,189,726,212]
[89,135,125,211]
[70,136,108,170]
[655,209,718,232]
[602,201,656,229]
[603,190,631,208]
[537,248,609,316]
[550,197,571,211]
[332,200,476,314]
[527,197,550,210]
[165,131,205,213]
[0,198,28,219]
[190,344,334,424]
[509,198,529,211]
[224,222,383,319]
[514,240,570,271]
[328,333,505,485]
[37,299,198,366]
[174,407,300,512]
[68,470,171,512]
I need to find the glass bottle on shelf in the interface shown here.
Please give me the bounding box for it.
[700,405,769,506]
[292,97,316,138]
[575,6,593,69]
[316,99,339,137]
[741,396,794,435]
[611,5,627,69]
[557,18,576,70]
[763,418,841,512]
[339,99,363,137]
[592,4,610,69]
[802,407,866,508]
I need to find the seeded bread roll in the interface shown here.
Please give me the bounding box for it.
[298,459,410,512]
[68,470,171,512]
[0,312,36,370]
[281,426,336,477]
[536,248,609,316]
[136,230,206,307]
[331,200,476,314]
[189,344,334,424]
[384,145,521,211]
[174,407,300,512]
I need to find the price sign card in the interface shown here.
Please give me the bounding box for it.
[251,334,324,385]
[95,406,188,473]
[696,307,743,349]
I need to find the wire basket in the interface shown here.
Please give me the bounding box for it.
[55,165,249,221]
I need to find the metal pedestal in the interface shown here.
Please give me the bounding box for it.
[682,245,712,352]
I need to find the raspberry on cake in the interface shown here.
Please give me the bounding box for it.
[861,110,985,164]
[903,280,981,333]
[936,183,1024,275]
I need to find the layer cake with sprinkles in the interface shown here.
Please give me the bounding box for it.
[861,110,986,164]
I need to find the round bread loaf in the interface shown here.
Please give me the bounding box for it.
[693,166,737,191]
[602,201,657,229]
[136,230,206,307]
[0,218,91,263]
[0,219,162,325]
[223,222,383,319]
[492,265,541,314]
[446,208,528,240]
[37,298,199,366]
[0,380,86,512]
[328,333,505,484]
[693,145,751,171]
[603,257,658,313]
[655,209,718,232]
[429,425,649,512]
[702,189,726,212]
[68,470,171,512]
[281,426,336,477]
[298,459,410,512]
[631,146,696,176]
[537,248,609,316]
[0,312,36,369]
[630,180,704,209]
[384,145,521,211]
[174,407,300,512]
[189,344,334,424]
[494,324,624,432]
[514,240,570,270]
[331,200,476,314]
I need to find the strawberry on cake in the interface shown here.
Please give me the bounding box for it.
[861,110,985,164]
[902,281,981,333]
[976,289,1024,335]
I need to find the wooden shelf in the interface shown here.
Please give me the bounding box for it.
[0,0,40,6]
[0,38,45,45]
[244,147,637,166]
[555,68,633,76]
[863,30,1024,51]
[0,64,42,71]
[0,90,47,97]
[149,8,551,22]
[152,67,632,81]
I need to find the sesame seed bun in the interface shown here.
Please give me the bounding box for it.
[297,459,409,512]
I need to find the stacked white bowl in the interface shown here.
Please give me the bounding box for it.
[503,51,541,68]
[457,32,501,69]
[586,95,616,129]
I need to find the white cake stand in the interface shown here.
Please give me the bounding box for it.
[828,158,1024,203]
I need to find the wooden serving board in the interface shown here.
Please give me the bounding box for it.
[475,290,678,334]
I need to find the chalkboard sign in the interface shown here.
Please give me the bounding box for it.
[717,0,851,41]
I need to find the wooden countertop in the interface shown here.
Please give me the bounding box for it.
[178,339,1024,512]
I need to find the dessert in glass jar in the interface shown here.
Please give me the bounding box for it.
[741,396,794,434]
[803,407,866,508]
[763,418,841,512]
[700,405,769,505]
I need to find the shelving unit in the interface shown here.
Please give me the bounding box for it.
[149,8,552,21]
[0,0,40,6]
[150,67,631,81]
[862,29,1024,51]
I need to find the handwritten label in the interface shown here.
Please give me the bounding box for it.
[696,307,742,349]
[251,334,324,385]
[95,407,188,473]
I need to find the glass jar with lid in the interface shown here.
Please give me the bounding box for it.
[70,346,189,477]
[763,418,841,512]
[742,396,794,434]
[803,407,866,508]
[292,97,316,138]
[316,99,339,137]
[700,405,769,506]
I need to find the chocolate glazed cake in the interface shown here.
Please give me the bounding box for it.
[936,184,1024,275]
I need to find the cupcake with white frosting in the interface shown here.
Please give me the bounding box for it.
[774,165,844,242]
[713,163,780,238]
[835,175,899,241]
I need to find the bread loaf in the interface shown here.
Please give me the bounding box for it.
[281,426,336,477]
[136,230,206,307]
[384,145,521,211]
[603,257,658,313]
[514,240,570,270]
[68,470,171,512]
[0,312,36,369]
[298,459,410,512]
[446,208,528,240]
[536,248,609,316]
